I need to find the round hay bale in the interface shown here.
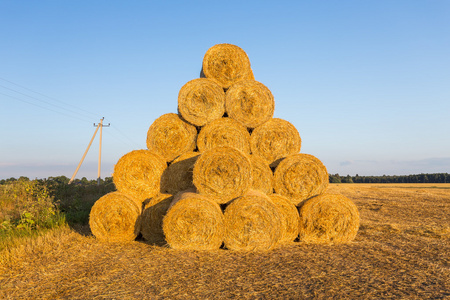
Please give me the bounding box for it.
[193,146,252,204]
[146,113,197,162]
[273,153,329,206]
[201,43,254,90]
[225,80,275,129]
[89,192,141,243]
[197,118,251,154]
[250,155,274,195]
[113,149,167,203]
[250,118,301,167]
[298,193,360,244]
[140,193,174,245]
[162,192,224,250]
[160,151,200,195]
[177,78,226,127]
[223,190,281,251]
[268,194,300,244]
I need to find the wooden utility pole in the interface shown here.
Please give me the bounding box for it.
[68,118,110,185]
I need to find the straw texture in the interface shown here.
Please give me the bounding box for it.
[197,117,251,154]
[250,118,301,167]
[298,193,360,244]
[193,146,252,204]
[178,78,226,127]
[273,153,329,206]
[225,80,275,129]
[113,150,167,203]
[140,194,174,245]
[89,192,141,243]
[162,192,224,250]
[160,151,200,195]
[223,190,281,251]
[201,43,254,90]
[250,155,274,195]
[268,194,300,244]
[146,113,197,162]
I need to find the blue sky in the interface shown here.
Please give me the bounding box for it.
[1,1,449,180]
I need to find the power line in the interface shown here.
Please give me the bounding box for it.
[0,76,99,119]
[0,91,92,123]
[0,83,95,123]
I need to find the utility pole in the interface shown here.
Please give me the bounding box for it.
[68,118,110,185]
[95,118,110,185]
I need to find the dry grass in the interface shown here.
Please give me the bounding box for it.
[146,113,197,162]
[201,43,254,90]
[1,184,449,299]
[177,78,225,127]
[225,80,275,129]
[113,149,167,204]
[196,117,251,154]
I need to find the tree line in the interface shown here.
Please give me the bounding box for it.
[329,173,449,183]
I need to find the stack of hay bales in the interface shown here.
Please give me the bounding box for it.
[89,43,360,250]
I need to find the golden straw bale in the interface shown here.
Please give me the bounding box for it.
[273,153,329,206]
[160,151,200,195]
[225,80,275,129]
[89,192,141,243]
[140,193,174,245]
[250,118,301,167]
[113,149,167,204]
[197,118,251,154]
[201,43,254,90]
[298,193,360,244]
[193,146,252,204]
[268,194,300,244]
[146,113,197,162]
[177,78,226,127]
[223,190,281,251]
[250,155,274,195]
[162,191,224,250]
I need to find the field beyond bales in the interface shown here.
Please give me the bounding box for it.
[1,184,449,299]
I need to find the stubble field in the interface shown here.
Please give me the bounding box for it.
[1,184,449,299]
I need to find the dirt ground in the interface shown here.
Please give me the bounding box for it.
[1,184,449,299]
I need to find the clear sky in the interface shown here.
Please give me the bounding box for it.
[1,1,449,180]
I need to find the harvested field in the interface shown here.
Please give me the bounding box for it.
[1,184,449,299]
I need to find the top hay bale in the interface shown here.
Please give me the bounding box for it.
[201,43,254,90]
[146,113,197,163]
[178,78,226,127]
[225,80,275,129]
